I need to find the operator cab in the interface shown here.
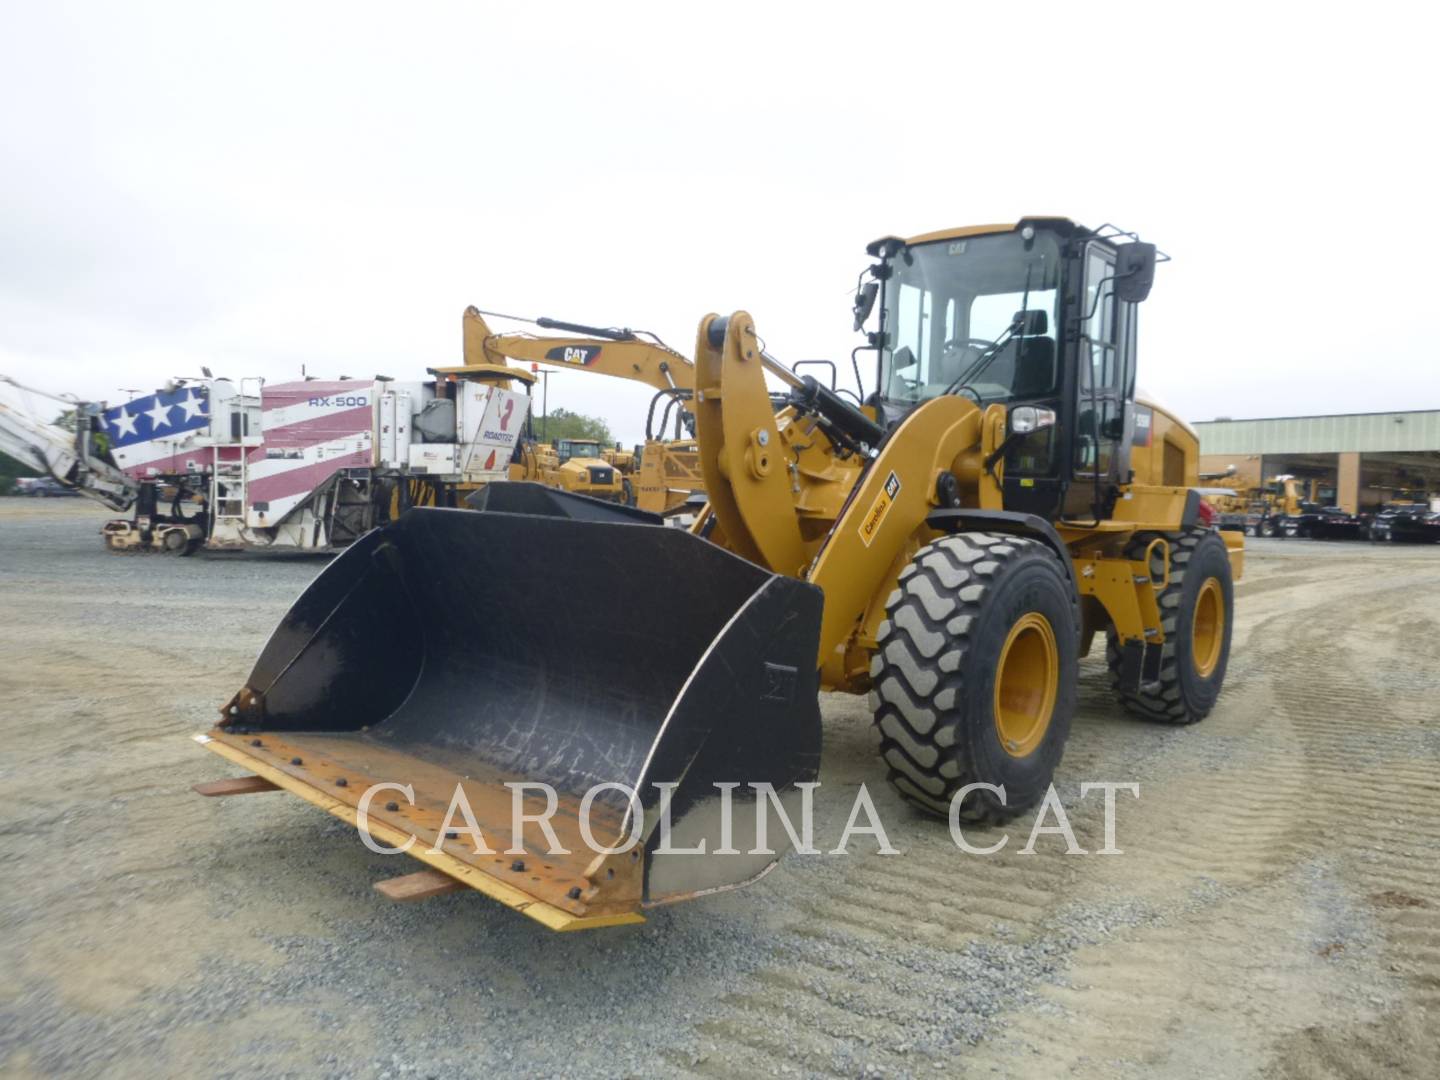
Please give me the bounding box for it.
[555,438,602,464]
[861,219,1160,521]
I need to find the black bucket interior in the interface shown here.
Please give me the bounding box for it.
[239,508,794,800]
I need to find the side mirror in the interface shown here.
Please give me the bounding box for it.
[852,281,879,331]
[1114,242,1157,303]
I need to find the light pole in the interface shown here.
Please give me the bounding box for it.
[529,365,574,443]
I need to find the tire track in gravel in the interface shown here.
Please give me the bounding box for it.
[956,546,1440,1076]
[7,507,1438,1079]
[658,545,1440,1079]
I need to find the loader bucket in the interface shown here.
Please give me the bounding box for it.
[465,479,661,523]
[200,506,822,929]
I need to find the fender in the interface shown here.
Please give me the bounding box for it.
[925,507,1079,603]
[805,395,985,666]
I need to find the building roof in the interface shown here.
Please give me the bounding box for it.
[1192,409,1440,455]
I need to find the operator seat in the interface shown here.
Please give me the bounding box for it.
[1010,335,1057,399]
[987,309,1057,400]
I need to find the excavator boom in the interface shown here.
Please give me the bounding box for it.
[463,307,695,394]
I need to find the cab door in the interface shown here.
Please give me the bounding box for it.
[1063,244,1136,518]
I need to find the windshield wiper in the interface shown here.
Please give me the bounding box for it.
[942,324,1019,398]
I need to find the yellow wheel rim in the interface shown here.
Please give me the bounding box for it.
[1191,578,1225,677]
[993,612,1059,758]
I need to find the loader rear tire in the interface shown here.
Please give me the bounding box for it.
[1105,528,1233,724]
[871,533,1078,824]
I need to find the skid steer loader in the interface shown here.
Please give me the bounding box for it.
[195,218,1242,930]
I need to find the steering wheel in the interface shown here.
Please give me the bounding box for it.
[890,373,924,394]
[942,336,999,358]
[939,337,998,404]
[951,384,983,405]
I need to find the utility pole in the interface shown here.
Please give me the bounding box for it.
[529,365,573,443]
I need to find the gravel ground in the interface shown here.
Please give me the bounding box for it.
[2,500,1438,1079]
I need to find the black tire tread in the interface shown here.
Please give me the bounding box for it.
[870,532,1076,824]
[1104,527,1219,725]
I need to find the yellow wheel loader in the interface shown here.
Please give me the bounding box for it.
[195,218,1242,930]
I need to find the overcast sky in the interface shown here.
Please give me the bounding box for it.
[2,2,1436,445]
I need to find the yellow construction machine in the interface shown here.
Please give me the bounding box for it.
[514,436,627,502]
[195,218,1242,930]
[601,444,637,474]
[460,308,707,514]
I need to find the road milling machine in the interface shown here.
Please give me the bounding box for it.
[196,219,1243,930]
[1,366,532,554]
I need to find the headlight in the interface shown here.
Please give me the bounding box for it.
[1009,405,1056,434]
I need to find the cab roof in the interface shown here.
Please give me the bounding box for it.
[868,218,1083,256]
[905,217,1079,247]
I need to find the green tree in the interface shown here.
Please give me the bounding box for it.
[0,451,39,495]
[536,407,614,446]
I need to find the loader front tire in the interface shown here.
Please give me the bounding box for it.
[1105,528,1233,724]
[871,533,1078,824]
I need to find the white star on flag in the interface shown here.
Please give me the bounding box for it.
[111,408,139,438]
[178,388,207,420]
[145,398,174,431]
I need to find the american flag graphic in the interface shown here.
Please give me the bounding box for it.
[245,381,375,525]
[102,387,228,478]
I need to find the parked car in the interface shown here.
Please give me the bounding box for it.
[15,477,78,498]
[1279,504,1365,540]
[1367,503,1440,543]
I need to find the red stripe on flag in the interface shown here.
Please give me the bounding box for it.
[246,449,371,505]
[120,445,243,479]
[260,405,373,448]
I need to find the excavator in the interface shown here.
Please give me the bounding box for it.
[459,308,707,514]
[194,218,1242,930]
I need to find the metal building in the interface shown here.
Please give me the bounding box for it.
[1195,409,1440,513]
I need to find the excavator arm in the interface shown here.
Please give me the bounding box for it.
[462,306,695,395]
[455,308,711,511]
